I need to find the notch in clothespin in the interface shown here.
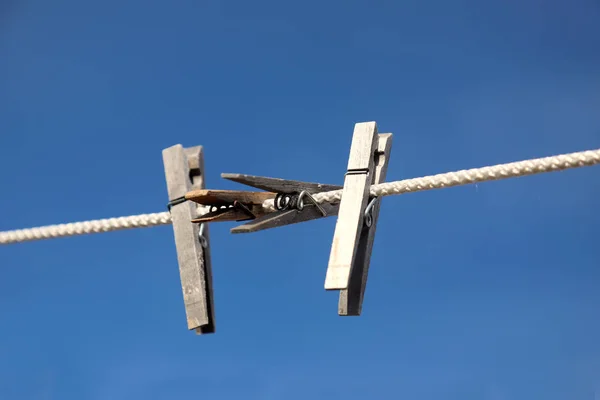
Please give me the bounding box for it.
[163,145,215,334]
[324,122,393,315]
[185,174,342,233]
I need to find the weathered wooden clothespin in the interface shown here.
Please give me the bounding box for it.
[163,121,391,330]
[186,174,342,233]
[163,145,215,334]
[324,122,393,315]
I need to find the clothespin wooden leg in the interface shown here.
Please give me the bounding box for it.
[338,133,393,315]
[163,145,215,334]
[325,121,379,290]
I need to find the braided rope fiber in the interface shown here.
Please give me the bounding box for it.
[1,149,599,245]
[308,148,600,205]
[0,212,173,245]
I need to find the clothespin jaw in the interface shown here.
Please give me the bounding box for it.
[163,145,215,334]
[186,190,275,223]
[185,173,342,234]
[324,122,393,315]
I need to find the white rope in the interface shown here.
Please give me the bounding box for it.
[1,148,599,245]
[307,148,600,206]
[0,212,173,245]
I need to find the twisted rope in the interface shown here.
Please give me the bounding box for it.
[0,212,173,245]
[308,148,600,205]
[1,149,599,245]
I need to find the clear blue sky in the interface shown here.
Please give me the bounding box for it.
[1,1,599,398]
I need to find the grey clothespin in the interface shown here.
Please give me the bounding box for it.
[163,145,215,334]
[185,174,342,233]
[324,122,393,315]
[171,121,392,323]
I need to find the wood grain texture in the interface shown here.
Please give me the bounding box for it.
[222,173,342,194]
[163,145,215,334]
[185,189,276,205]
[324,122,379,290]
[192,207,255,223]
[346,121,378,171]
[231,202,340,233]
[338,133,393,315]
[192,202,269,223]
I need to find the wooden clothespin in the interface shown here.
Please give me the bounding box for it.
[324,122,393,315]
[186,174,342,233]
[164,121,391,331]
[163,145,215,334]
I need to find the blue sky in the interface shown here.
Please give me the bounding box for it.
[1,0,600,398]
